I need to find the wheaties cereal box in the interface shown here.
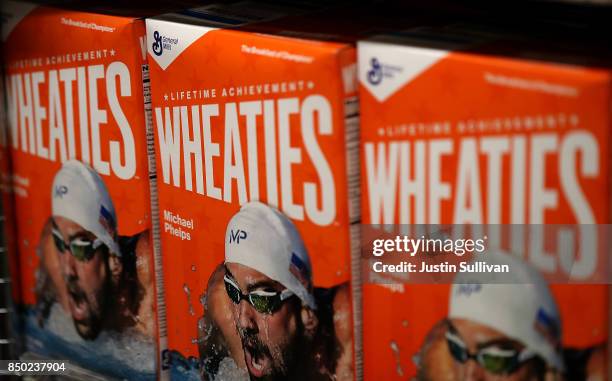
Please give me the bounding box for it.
[359,27,611,381]
[146,7,360,381]
[2,2,163,379]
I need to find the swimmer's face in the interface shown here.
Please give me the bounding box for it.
[225,263,303,381]
[446,319,545,381]
[53,216,110,340]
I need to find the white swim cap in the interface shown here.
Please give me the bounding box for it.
[449,250,563,371]
[224,201,316,310]
[51,160,120,256]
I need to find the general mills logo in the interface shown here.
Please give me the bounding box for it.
[366,57,403,86]
[54,185,68,198]
[152,31,163,56]
[229,229,248,244]
[367,58,383,85]
[152,31,179,57]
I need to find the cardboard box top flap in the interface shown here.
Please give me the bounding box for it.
[361,24,612,74]
[145,12,354,72]
[1,0,148,43]
[146,2,388,58]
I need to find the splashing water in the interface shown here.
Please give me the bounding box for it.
[169,354,247,381]
[183,283,195,316]
[215,357,249,381]
[390,340,404,377]
[25,304,155,380]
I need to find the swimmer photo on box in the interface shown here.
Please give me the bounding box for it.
[415,252,607,381]
[197,202,354,381]
[35,160,156,341]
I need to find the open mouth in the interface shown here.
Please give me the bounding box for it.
[243,340,271,378]
[67,286,88,320]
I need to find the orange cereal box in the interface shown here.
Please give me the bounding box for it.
[2,2,162,379]
[359,27,611,381]
[146,7,360,381]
